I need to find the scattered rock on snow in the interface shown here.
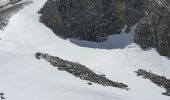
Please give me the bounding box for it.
[35,52,129,90]
[0,92,6,99]
[0,0,32,30]
[38,0,125,42]
[87,82,93,85]
[135,69,170,96]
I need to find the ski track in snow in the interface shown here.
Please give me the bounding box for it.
[0,0,170,100]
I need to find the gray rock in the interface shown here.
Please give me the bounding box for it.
[39,0,170,56]
[0,0,31,30]
[87,82,92,85]
[135,69,170,96]
[35,52,129,90]
[39,0,125,42]
[124,0,146,26]
[135,0,170,56]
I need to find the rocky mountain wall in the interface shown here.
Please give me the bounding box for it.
[39,0,170,56]
[39,0,125,42]
[135,0,170,56]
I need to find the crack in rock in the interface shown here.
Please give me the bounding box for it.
[135,69,170,96]
[35,52,129,90]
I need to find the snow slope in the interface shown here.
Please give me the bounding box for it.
[0,0,170,100]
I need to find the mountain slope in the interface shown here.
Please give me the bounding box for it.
[0,0,170,100]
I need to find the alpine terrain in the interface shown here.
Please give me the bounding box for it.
[0,0,170,100]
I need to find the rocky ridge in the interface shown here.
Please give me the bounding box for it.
[135,69,170,96]
[39,0,170,57]
[135,0,170,56]
[35,52,129,90]
[39,0,125,42]
[0,0,31,30]
[38,0,147,41]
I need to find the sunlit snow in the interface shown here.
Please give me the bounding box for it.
[0,0,170,100]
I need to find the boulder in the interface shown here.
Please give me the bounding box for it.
[39,0,125,42]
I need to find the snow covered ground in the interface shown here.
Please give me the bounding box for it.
[0,0,170,100]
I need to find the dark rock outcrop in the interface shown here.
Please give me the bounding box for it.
[39,0,170,56]
[39,0,125,42]
[0,0,31,30]
[135,0,170,56]
[38,0,148,41]
[124,0,146,26]
[0,0,22,8]
[0,92,6,99]
[35,52,129,90]
[10,0,23,5]
[135,69,170,96]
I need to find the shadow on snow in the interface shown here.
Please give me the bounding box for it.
[68,25,136,49]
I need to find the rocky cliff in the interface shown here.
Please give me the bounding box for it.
[124,0,146,26]
[39,0,125,42]
[135,0,170,56]
[39,0,170,56]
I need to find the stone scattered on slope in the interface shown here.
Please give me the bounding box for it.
[135,69,170,96]
[35,52,129,90]
[0,92,6,99]
[0,0,32,30]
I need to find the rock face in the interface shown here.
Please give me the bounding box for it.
[124,0,146,26]
[39,0,147,42]
[39,0,125,42]
[39,0,170,56]
[135,0,170,56]
[38,0,150,40]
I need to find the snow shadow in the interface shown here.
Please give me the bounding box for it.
[68,25,136,49]
[142,48,153,51]
[165,57,170,60]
